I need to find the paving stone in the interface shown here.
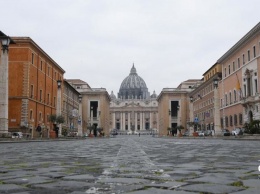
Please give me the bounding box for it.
[188,173,237,184]
[145,181,187,189]
[62,174,95,181]
[0,137,260,193]
[180,183,242,193]
[242,179,260,188]
[4,175,53,185]
[97,177,150,184]
[128,187,196,194]
[0,184,26,192]
[231,188,260,194]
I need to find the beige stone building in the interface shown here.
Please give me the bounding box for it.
[189,63,222,134]
[157,80,201,136]
[109,65,159,134]
[62,80,81,136]
[67,79,111,136]
[217,22,260,131]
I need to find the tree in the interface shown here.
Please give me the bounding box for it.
[244,120,260,134]
[177,125,184,134]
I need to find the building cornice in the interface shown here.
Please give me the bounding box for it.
[217,22,260,63]
[10,37,65,73]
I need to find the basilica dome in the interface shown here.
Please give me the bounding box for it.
[118,64,150,99]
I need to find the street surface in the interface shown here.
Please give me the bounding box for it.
[0,136,259,194]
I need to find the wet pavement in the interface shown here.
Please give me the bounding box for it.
[0,136,259,194]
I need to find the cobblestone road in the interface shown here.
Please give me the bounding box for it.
[0,136,259,194]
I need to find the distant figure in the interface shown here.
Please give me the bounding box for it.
[139,133,140,137]
[36,124,42,138]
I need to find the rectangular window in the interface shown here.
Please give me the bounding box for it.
[32,53,34,64]
[40,61,43,70]
[54,97,56,107]
[224,68,226,77]
[30,85,34,98]
[39,112,42,122]
[233,61,235,71]
[248,50,250,61]
[39,90,42,102]
[48,66,50,76]
[238,58,240,68]
[255,79,258,94]
[253,46,256,58]
[47,93,50,104]
[225,117,228,127]
[228,65,230,74]
[239,113,243,125]
[243,54,245,64]
[244,85,246,97]
[30,110,33,120]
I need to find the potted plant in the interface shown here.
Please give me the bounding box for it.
[48,114,65,138]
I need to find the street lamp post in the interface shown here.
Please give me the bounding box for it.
[78,95,83,136]
[213,78,221,136]
[168,109,171,135]
[56,80,62,137]
[0,35,11,135]
[189,96,194,135]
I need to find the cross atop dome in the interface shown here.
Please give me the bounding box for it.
[130,63,137,75]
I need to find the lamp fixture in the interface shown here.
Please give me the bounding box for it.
[57,80,62,88]
[78,94,82,103]
[190,96,193,102]
[213,78,219,88]
[1,37,10,53]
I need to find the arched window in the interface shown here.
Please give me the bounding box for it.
[234,114,238,126]
[225,116,229,127]
[230,115,233,126]
[239,113,243,125]
[234,90,237,102]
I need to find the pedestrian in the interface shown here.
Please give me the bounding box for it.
[139,133,140,137]
[36,124,42,138]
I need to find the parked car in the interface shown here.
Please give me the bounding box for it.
[231,128,243,136]
[204,130,212,136]
[221,129,231,136]
[11,132,23,138]
[183,131,190,136]
[197,131,205,136]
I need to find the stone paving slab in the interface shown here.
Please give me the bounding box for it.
[180,183,243,193]
[0,137,259,193]
[128,187,197,194]
[0,184,26,192]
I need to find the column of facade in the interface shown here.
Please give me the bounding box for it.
[140,112,143,130]
[150,112,152,129]
[120,112,123,130]
[112,112,116,129]
[128,112,130,130]
[143,112,146,130]
[122,112,125,130]
[135,112,138,130]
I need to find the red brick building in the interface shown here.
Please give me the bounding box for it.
[8,37,65,137]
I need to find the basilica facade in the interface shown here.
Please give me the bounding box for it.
[109,65,158,133]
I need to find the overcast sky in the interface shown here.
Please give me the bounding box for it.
[1,0,260,96]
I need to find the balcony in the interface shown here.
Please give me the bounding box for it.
[241,95,260,106]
